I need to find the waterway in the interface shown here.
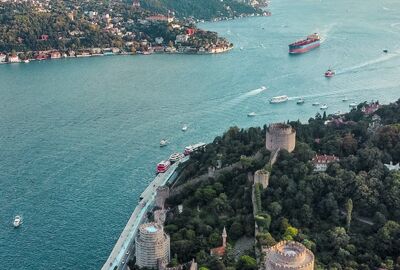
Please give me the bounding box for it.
[1,0,400,268]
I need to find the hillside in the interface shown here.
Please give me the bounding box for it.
[139,0,261,20]
[156,100,400,270]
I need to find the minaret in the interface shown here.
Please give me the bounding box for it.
[222,227,227,248]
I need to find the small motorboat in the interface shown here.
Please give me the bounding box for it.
[342,97,349,102]
[182,124,188,132]
[13,215,22,228]
[383,49,388,53]
[325,69,335,78]
[349,102,357,108]
[320,104,328,110]
[24,60,30,63]
[312,102,320,106]
[247,112,257,117]
[160,139,168,147]
[296,98,305,105]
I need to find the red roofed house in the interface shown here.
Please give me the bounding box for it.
[312,154,339,172]
[362,101,380,115]
[210,227,227,257]
[39,35,49,41]
[186,28,196,36]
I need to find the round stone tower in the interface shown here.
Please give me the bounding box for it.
[266,123,296,153]
[135,222,170,269]
[264,241,314,270]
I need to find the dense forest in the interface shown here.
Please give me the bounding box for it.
[156,99,400,270]
[140,0,260,20]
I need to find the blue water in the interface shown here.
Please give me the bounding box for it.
[1,0,400,268]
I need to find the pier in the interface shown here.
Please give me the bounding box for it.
[102,157,188,270]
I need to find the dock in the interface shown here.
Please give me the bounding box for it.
[102,156,188,270]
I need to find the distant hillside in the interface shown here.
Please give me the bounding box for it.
[139,0,260,20]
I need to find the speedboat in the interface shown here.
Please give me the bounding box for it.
[349,102,357,108]
[13,215,22,228]
[342,97,349,102]
[296,98,305,105]
[320,104,328,110]
[160,139,168,147]
[247,112,256,117]
[182,124,188,132]
[312,102,320,106]
[325,69,335,78]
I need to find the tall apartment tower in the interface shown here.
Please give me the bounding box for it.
[135,223,170,269]
[266,123,296,153]
[264,241,314,270]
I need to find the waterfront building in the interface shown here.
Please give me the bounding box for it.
[311,154,339,172]
[266,123,296,153]
[264,241,314,270]
[210,227,227,257]
[8,55,20,63]
[0,53,6,63]
[135,223,170,269]
[50,51,61,59]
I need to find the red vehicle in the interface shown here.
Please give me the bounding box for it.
[156,160,171,173]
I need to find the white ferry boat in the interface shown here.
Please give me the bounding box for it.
[269,95,288,104]
[169,153,184,163]
[13,215,22,228]
[184,142,206,156]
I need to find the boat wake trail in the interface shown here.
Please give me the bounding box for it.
[243,86,267,97]
[336,50,400,75]
[318,23,337,44]
[390,22,400,30]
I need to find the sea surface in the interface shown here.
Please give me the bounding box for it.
[1,0,400,269]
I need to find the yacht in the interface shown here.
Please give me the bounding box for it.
[247,112,257,117]
[349,102,357,108]
[13,215,22,228]
[160,139,168,147]
[296,98,305,105]
[169,153,184,163]
[269,95,288,104]
[312,102,320,106]
[182,124,188,132]
[320,104,328,110]
[342,97,349,102]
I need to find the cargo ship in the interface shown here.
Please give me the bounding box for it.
[289,33,320,54]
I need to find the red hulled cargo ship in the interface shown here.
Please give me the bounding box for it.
[289,33,320,54]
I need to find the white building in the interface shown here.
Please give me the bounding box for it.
[8,55,20,63]
[135,223,170,269]
[312,154,339,172]
[385,161,400,171]
[0,53,7,63]
[175,34,189,44]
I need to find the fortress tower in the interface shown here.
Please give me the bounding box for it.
[254,169,269,189]
[155,186,170,209]
[264,241,314,270]
[266,123,296,153]
[135,223,170,269]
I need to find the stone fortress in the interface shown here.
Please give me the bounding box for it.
[264,241,314,270]
[135,222,170,269]
[266,123,296,153]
